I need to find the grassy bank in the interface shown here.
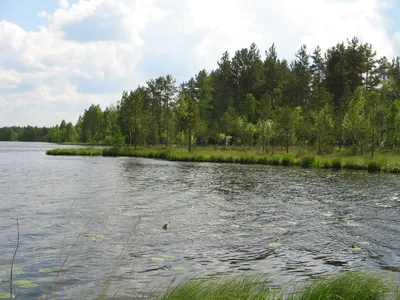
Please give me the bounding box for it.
[46,146,400,174]
[154,272,398,300]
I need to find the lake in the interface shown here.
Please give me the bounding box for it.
[0,142,399,299]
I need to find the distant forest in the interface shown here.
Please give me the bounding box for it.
[2,37,400,155]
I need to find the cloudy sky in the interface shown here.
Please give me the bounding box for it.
[0,0,399,127]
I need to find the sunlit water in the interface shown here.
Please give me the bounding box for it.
[0,142,399,299]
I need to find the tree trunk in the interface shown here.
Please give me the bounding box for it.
[286,129,289,154]
[371,104,375,159]
[188,128,192,152]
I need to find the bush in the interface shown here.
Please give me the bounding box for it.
[331,159,342,170]
[300,156,315,168]
[281,156,293,166]
[367,160,381,173]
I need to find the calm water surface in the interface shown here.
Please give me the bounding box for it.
[0,142,399,299]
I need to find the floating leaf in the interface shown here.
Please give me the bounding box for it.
[321,212,333,217]
[162,223,168,230]
[83,233,104,242]
[13,280,39,288]
[151,257,164,261]
[350,244,361,250]
[0,293,14,299]
[171,266,184,271]
[45,249,61,254]
[39,268,54,273]
[0,267,24,276]
[268,242,282,248]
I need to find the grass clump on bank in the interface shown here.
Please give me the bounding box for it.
[156,272,398,300]
[157,276,274,300]
[290,271,397,300]
[46,146,400,174]
[46,148,103,156]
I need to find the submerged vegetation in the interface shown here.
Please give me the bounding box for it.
[47,146,400,174]
[155,272,399,300]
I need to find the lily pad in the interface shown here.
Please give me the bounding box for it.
[151,257,164,261]
[0,293,14,299]
[83,233,104,242]
[171,266,184,271]
[39,268,54,273]
[13,280,39,288]
[321,212,333,217]
[268,242,282,248]
[0,267,24,276]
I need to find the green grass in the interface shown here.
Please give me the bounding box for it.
[289,271,398,300]
[156,276,275,300]
[46,146,400,174]
[155,272,399,300]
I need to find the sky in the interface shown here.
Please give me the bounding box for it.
[0,0,399,127]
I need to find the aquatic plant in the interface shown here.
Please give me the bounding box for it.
[156,271,398,300]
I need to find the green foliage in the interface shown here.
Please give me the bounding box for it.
[342,87,368,154]
[331,159,342,170]
[156,272,396,300]
[300,156,315,168]
[367,160,381,173]
[157,276,273,300]
[290,272,393,300]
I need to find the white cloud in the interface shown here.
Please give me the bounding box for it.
[59,0,69,9]
[0,0,398,126]
[38,11,48,18]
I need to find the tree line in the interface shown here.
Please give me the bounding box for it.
[2,37,400,157]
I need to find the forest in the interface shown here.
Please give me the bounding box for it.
[2,37,400,157]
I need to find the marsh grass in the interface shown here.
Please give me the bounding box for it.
[289,271,397,300]
[156,272,399,300]
[46,146,400,174]
[156,276,276,300]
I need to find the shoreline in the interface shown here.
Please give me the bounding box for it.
[45,147,400,174]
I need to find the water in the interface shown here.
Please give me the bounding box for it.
[0,142,399,299]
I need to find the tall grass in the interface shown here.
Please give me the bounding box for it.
[155,272,398,300]
[289,271,397,300]
[156,276,276,300]
[46,146,400,174]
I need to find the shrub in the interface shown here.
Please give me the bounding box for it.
[300,156,315,168]
[367,161,381,173]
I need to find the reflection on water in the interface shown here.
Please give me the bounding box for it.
[0,142,399,299]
